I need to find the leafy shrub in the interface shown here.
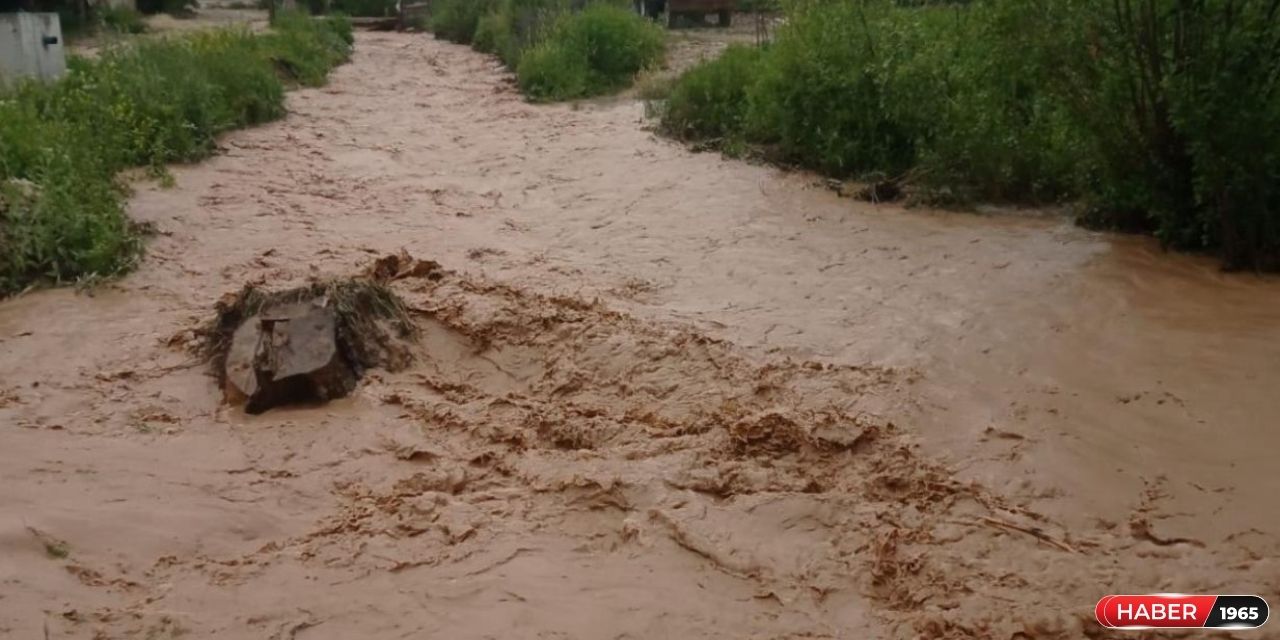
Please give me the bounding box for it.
[472,9,514,59]
[667,2,1064,184]
[428,0,661,101]
[262,11,353,86]
[474,0,569,67]
[430,0,499,44]
[744,3,920,177]
[517,3,664,101]
[662,0,1280,268]
[0,108,139,291]
[0,14,351,294]
[896,2,1078,202]
[743,2,1047,183]
[661,44,764,143]
[190,30,288,126]
[1027,0,1280,269]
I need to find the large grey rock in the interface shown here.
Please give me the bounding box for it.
[223,299,358,414]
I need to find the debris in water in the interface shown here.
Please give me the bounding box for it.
[821,175,903,203]
[854,173,903,203]
[366,248,444,283]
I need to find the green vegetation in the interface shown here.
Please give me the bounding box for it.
[1039,1,1280,269]
[263,10,354,85]
[659,0,1280,270]
[430,0,665,101]
[663,2,1077,201]
[430,0,497,44]
[661,44,764,145]
[473,0,563,68]
[99,6,149,34]
[0,14,352,295]
[518,4,664,100]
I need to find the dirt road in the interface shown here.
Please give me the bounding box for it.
[2,32,1279,639]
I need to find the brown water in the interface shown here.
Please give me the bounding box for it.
[2,32,1278,639]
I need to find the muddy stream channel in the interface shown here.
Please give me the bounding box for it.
[2,32,1278,639]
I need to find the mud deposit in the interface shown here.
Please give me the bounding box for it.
[2,32,1279,639]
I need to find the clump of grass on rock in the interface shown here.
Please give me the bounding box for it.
[207,279,418,371]
[206,277,419,413]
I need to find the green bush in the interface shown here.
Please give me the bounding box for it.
[474,0,568,68]
[517,3,664,101]
[1027,0,1280,269]
[430,0,498,44]
[190,30,288,125]
[0,108,138,290]
[0,14,351,294]
[662,0,1280,268]
[472,9,514,60]
[427,0,662,101]
[896,2,1078,202]
[661,44,764,144]
[665,1,1069,190]
[264,11,353,86]
[738,1,1072,190]
[742,2,915,177]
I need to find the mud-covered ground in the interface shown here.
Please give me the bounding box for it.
[2,32,1279,639]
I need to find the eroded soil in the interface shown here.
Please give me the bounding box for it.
[2,32,1279,639]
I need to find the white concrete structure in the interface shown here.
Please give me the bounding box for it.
[0,12,67,85]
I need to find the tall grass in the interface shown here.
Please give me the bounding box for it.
[0,14,352,295]
[659,0,1280,270]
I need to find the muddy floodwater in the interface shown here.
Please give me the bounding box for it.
[2,32,1279,639]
